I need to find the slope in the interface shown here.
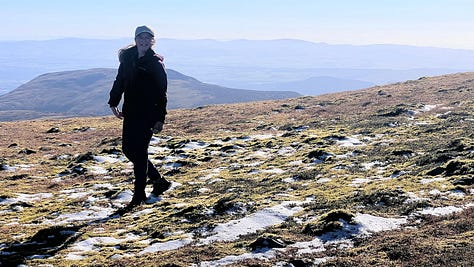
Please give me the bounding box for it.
[0,68,300,121]
[0,72,473,266]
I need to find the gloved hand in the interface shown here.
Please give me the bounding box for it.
[110,106,123,119]
[152,121,164,133]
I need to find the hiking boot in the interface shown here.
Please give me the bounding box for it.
[151,177,172,196]
[127,192,147,208]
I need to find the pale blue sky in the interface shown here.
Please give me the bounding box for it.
[2,0,474,49]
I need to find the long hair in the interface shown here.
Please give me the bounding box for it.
[117,37,156,63]
[118,44,135,63]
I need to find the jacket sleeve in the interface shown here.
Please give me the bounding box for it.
[108,63,125,107]
[153,57,168,123]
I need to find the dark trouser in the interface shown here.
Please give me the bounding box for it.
[122,117,161,197]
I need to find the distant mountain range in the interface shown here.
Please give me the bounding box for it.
[0,68,299,121]
[0,38,472,95]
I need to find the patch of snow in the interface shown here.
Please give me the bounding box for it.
[283,178,296,183]
[93,155,121,163]
[44,206,115,225]
[250,134,275,140]
[139,234,194,255]
[290,238,325,255]
[92,183,114,190]
[113,190,133,204]
[361,161,384,170]
[429,189,442,195]
[56,154,71,160]
[199,201,304,245]
[149,136,172,145]
[404,192,428,203]
[132,208,155,217]
[418,206,463,216]
[89,166,108,175]
[181,141,209,151]
[1,193,54,205]
[3,165,17,172]
[288,160,303,166]
[419,104,437,112]
[246,161,265,167]
[336,137,365,147]
[198,188,210,193]
[195,249,276,267]
[355,213,407,234]
[199,168,225,181]
[148,145,170,154]
[420,177,446,184]
[449,190,465,198]
[250,151,270,158]
[67,233,141,260]
[163,162,183,169]
[294,125,310,131]
[66,191,91,199]
[262,168,285,174]
[317,178,331,183]
[277,147,296,155]
[350,178,371,186]
[197,212,405,266]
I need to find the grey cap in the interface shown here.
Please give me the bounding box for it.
[135,25,155,37]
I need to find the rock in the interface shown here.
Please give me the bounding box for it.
[46,127,60,133]
[306,150,332,162]
[289,259,311,267]
[7,174,28,180]
[249,236,287,251]
[445,160,474,176]
[73,126,90,132]
[73,152,95,163]
[19,149,36,155]
[452,177,474,186]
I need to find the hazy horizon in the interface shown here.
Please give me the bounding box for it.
[2,0,474,50]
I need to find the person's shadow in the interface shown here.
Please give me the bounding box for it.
[0,195,163,266]
[0,212,120,266]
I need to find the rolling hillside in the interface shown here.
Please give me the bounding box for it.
[0,68,299,121]
[0,72,473,266]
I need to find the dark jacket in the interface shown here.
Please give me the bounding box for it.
[108,46,167,123]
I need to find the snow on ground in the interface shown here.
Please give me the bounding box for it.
[2,164,33,172]
[199,201,305,245]
[355,213,407,234]
[138,234,194,255]
[0,193,53,205]
[420,177,446,184]
[418,206,464,216]
[336,136,365,147]
[66,233,142,260]
[192,212,408,266]
[181,141,209,151]
[93,155,122,163]
[195,249,276,267]
[43,206,115,225]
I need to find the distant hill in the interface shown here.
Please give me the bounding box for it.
[0,38,471,94]
[246,76,374,95]
[0,68,299,121]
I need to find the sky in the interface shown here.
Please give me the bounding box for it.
[1,0,474,49]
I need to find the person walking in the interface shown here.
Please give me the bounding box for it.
[108,25,171,208]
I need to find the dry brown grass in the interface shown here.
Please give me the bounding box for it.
[1,72,474,266]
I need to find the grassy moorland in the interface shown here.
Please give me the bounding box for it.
[0,72,473,266]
